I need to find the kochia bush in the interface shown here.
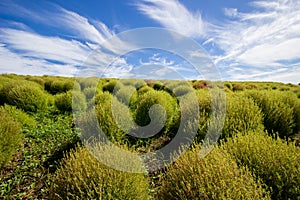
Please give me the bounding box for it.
[51,146,149,199]
[223,131,300,199]
[157,146,270,199]
[1,81,48,112]
[0,109,22,167]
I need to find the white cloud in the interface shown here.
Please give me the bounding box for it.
[136,0,206,38]
[137,0,300,83]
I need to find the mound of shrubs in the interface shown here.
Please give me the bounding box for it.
[157,146,270,199]
[223,131,300,199]
[0,109,22,167]
[1,81,48,112]
[51,146,149,199]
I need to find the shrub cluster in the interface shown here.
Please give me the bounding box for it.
[157,146,270,199]
[223,131,300,199]
[51,145,149,199]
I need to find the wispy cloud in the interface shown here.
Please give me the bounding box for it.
[137,0,300,83]
[136,0,206,38]
[0,2,133,77]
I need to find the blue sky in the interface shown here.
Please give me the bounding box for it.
[0,0,299,83]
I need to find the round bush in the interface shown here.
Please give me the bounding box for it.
[95,95,134,142]
[102,80,118,93]
[0,109,22,167]
[51,146,149,199]
[134,90,178,134]
[246,90,295,138]
[2,81,48,112]
[172,85,194,97]
[223,93,264,138]
[0,104,36,128]
[55,91,87,113]
[223,131,300,199]
[157,146,270,199]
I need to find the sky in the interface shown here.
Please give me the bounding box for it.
[0,0,299,83]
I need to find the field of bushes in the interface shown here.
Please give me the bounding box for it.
[0,73,299,199]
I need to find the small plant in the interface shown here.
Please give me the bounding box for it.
[51,145,149,199]
[157,145,270,199]
[0,109,22,167]
[223,131,300,199]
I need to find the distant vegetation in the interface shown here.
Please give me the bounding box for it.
[0,73,299,199]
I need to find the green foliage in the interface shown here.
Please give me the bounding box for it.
[246,90,296,138]
[172,85,194,97]
[51,146,149,199]
[93,92,133,141]
[0,104,36,128]
[0,109,22,167]
[1,81,48,112]
[102,80,118,93]
[134,90,178,135]
[232,83,246,91]
[55,91,87,113]
[223,132,300,199]
[223,93,264,138]
[45,79,74,94]
[157,146,270,200]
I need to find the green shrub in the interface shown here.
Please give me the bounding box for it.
[83,87,96,101]
[232,83,245,91]
[55,91,87,113]
[94,93,134,141]
[25,76,45,87]
[172,85,194,97]
[134,90,178,135]
[114,85,138,107]
[0,104,35,128]
[102,80,118,93]
[223,132,300,199]
[223,93,264,138]
[45,79,74,94]
[246,90,295,138]
[51,145,149,199]
[0,109,22,167]
[138,85,154,95]
[157,146,270,199]
[196,91,263,140]
[1,81,48,112]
